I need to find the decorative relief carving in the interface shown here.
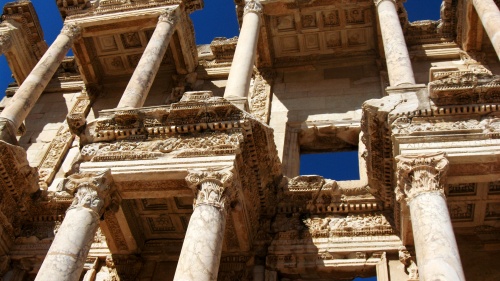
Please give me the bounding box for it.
[158,8,178,24]
[60,23,82,39]
[488,181,500,194]
[391,116,500,135]
[80,131,243,162]
[56,169,115,215]
[185,168,234,210]
[303,213,394,238]
[249,69,274,123]
[449,202,474,221]
[448,183,476,196]
[396,153,449,202]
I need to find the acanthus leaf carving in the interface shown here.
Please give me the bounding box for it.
[244,0,262,16]
[185,167,234,210]
[60,22,82,39]
[395,152,449,202]
[56,169,115,215]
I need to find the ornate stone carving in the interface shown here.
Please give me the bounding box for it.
[158,8,178,24]
[56,169,114,215]
[392,116,500,135]
[185,168,234,210]
[0,32,12,53]
[303,213,395,238]
[244,0,262,16]
[396,152,449,202]
[60,22,82,39]
[249,70,274,123]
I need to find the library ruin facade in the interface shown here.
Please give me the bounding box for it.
[0,0,499,280]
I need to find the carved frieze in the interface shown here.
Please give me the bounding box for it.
[249,69,274,124]
[395,152,449,202]
[303,213,395,238]
[392,116,500,135]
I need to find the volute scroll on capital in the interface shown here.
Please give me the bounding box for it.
[244,0,263,16]
[60,22,82,39]
[56,169,115,216]
[185,168,234,210]
[395,152,449,203]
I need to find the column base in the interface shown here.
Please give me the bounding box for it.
[225,96,249,111]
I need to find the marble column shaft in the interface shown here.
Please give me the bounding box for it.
[116,8,178,109]
[375,0,416,87]
[472,0,500,60]
[396,153,465,281]
[173,169,233,281]
[0,23,81,132]
[223,0,262,99]
[35,170,113,281]
[35,207,99,281]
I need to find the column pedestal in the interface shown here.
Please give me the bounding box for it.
[223,0,262,105]
[375,0,415,87]
[396,153,465,281]
[472,0,500,60]
[117,8,178,109]
[173,169,234,281]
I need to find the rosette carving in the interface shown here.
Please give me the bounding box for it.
[396,152,449,202]
[185,168,234,210]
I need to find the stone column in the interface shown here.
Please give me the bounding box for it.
[35,170,114,281]
[374,0,415,87]
[173,168,234,281]
[472,0,500,60]
[0,32,12,54]
[0,23,81,144]
[116,8,178,109]
[223,0,262,108]
[396,153,465,281]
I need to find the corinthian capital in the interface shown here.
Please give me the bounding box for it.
[185,168,234,210]
[244,0,263,16]
[61,22,82,39]
[158,8,178,24]
[0,32,12,54]
[395,152,449,202]
[58,169,115,215]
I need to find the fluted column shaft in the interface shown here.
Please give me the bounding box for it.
[0,23,81,135]
[116,8,178,108]
[374,0,415,86]
[472,0,500,60]
[396,153,465,281]
[35,170,114,281]
[223,0,262,99]
[174,169,233,281]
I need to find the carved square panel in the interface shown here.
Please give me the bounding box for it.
[448,183,477,196]
[141,198,168,211]
[322,10,340,27]
[102,56,126,72]
[485,203,500,220]
[304,34,319,50]
[97,35,119,53]
[325,31,342,48]
[345,8,366,25]
[346,29,366,46]
[174,197,193,210]
[488,181,500,194]
[146,215,176,232]
[281,36,300,53]
[449,202,474,221]
[276,15,296,32]
[301,13,317,29]
[120,32,142,49]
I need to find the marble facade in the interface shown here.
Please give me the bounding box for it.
[0,0,499,280]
